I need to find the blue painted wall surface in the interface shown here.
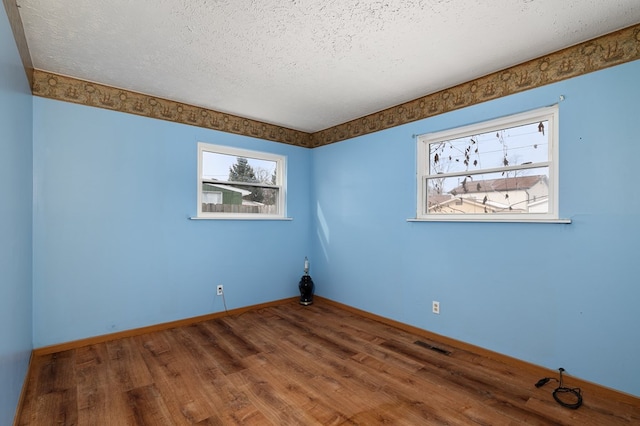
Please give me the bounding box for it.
[311,60,640,397]
[33,99,311,347]
[0,7,33,425]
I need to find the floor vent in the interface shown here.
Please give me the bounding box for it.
[414,340,451,356]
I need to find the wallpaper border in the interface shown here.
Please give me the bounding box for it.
[31,23,640,148]
[32,70,312,147]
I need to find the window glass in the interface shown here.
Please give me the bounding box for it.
[417,106,558,221]
[198,143,286,219]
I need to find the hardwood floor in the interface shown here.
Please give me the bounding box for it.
[17,299,640,425]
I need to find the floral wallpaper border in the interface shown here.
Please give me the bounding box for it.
[31,23,640,148]
[32,70,312,147]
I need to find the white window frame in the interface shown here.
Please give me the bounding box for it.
[197,142,287,220]
[416,105,564,223]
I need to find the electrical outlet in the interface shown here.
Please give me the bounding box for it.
[217,285,223,296]
[432,301,440,314]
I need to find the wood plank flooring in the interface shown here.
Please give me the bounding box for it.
[17,299,640,425]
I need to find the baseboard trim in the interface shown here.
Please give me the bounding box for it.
[315,296,640,406]
[12,351,33,426]
[33,296,298,356]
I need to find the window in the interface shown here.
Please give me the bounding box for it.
[197,143,286,219]
[416,105,559,221]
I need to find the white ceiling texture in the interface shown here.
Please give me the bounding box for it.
[16,0,640,132]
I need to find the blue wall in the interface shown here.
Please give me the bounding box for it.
[311,60,640,397]
[0,6,33,425]
[32,99,312,347]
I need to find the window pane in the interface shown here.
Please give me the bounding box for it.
[201,183,279,215]
[426,167,549,214]
[202,151,277,185]
[429,121,549,175]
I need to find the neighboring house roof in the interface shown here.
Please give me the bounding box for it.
[450,175,546,195]
[427,194,454,206]
[203,182,251,196]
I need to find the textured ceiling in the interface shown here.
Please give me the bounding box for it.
[16,0,640,132]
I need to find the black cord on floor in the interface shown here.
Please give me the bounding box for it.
[535,367,583,409]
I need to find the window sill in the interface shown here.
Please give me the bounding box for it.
[407,218,571,224]
[190,216,293,221]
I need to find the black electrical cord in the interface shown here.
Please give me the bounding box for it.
[534,367,583,409]
[553,368,583,409]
